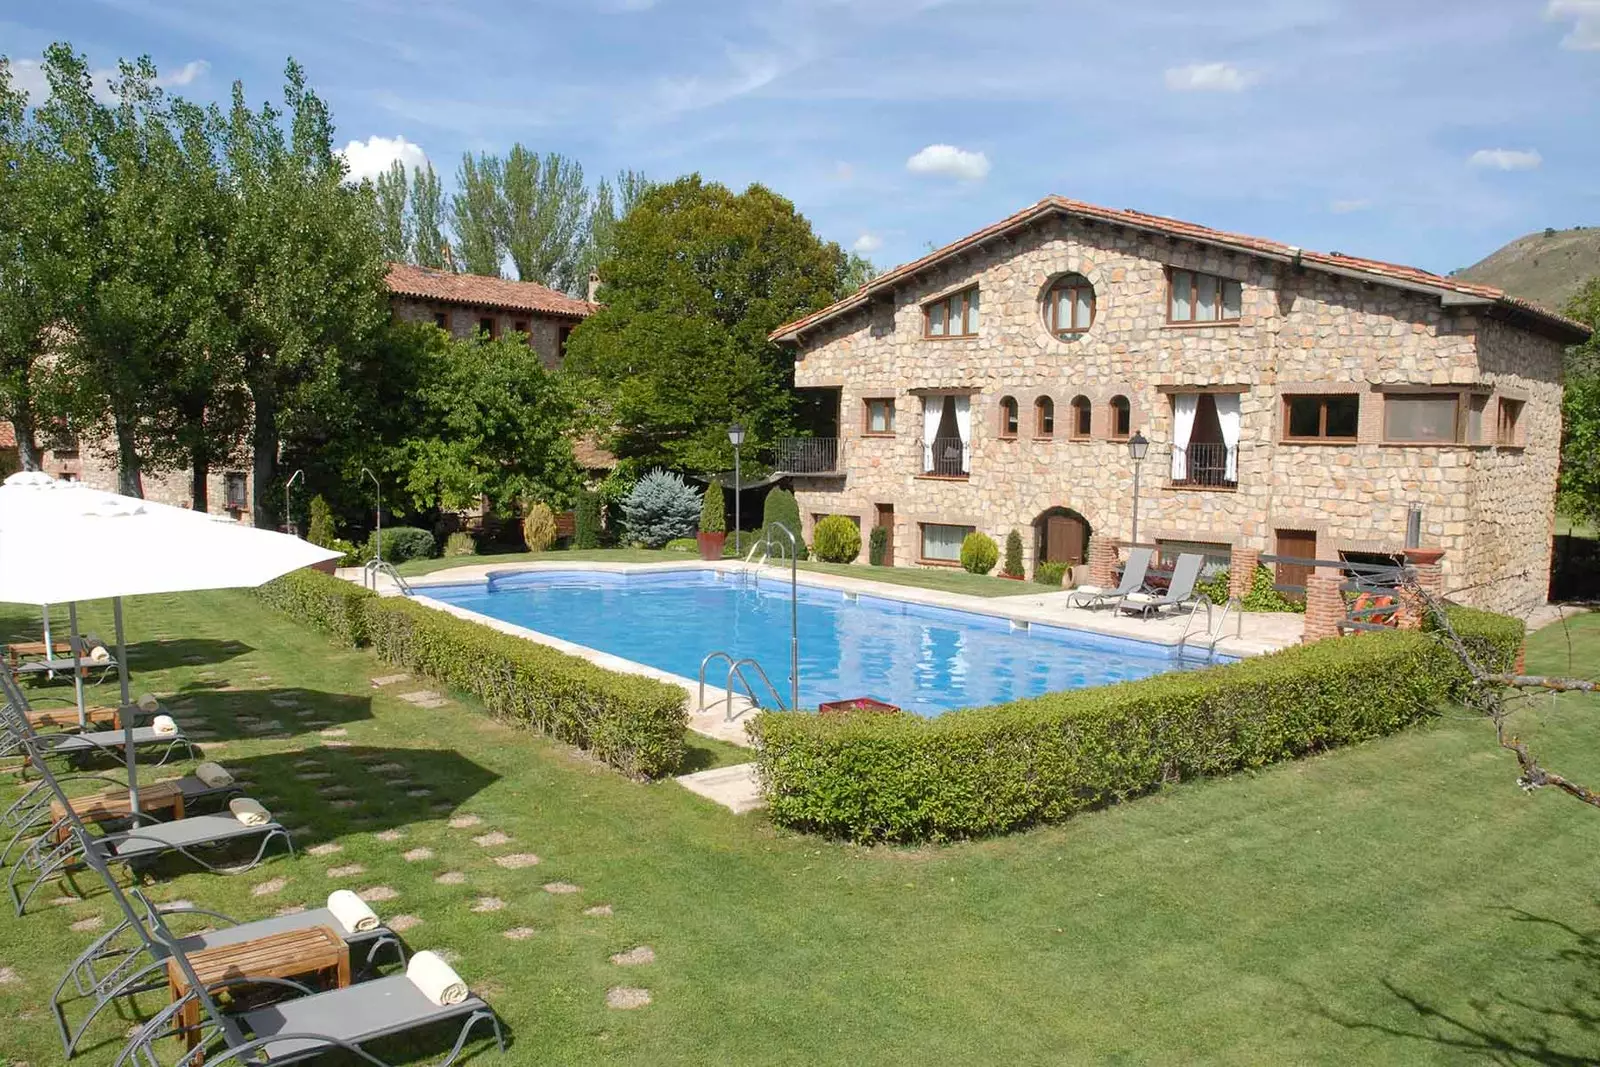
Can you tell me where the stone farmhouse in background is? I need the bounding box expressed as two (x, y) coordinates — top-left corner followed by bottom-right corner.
(0, 265), (607, 519)
(769, 195), (1591, 612)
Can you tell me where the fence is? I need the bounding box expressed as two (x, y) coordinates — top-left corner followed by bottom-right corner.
(1166, 442), (1237, 488)
(773, 437), (840, 475)
(1258, 552), (1408, 630)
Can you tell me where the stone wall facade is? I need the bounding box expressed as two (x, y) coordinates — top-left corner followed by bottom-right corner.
(390, 296), (572, 370)
(18, 437), (255, 522)
(786, 213), (1568, 612)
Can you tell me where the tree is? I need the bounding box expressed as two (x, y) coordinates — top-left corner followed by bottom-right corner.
(500, 146), (588, 292)
(580, 169), (652, 289)
(1559, 278), (1600, 529)
(373, 159), (410, 263)
(450, 152), (502, 276)
(410, 161), (446, 268)
(842, 252), (878, 291)
(562, 175), (855, 472)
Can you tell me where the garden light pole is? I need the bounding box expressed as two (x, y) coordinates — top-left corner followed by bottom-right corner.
(284, 469), (304, 537)
(728, 422), (745, 555)
(1127, 431), (1149, 546)
(361, 467), (382, 563)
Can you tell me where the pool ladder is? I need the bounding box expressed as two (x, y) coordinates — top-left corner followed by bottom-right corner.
(1176, 595), (1242, 659)
(361, 559), (413, 596)
(698, 651), (788, 722)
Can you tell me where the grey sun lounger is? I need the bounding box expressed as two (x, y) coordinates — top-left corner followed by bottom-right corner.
(1066, 547), (1154, 610)
(13, 655), (119, 683)
(1, 771), (241, 868)
(1118, 553), (1206, 619)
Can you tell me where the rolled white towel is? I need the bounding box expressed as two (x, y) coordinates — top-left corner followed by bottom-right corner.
(89, 645), (111, 663)
(326, 889), (379, 934)
(151, 714), (179, 736)
(229, 797), (270, 827)
(193, 761), (233, 788)
(406, 950), (468, 1006)
(136, 693), (161, 713)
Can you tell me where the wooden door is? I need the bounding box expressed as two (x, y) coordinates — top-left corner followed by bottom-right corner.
(875, 503), (895, 565)
(1274, 529), (1317, 602)
(1046, 515), (1087, 565)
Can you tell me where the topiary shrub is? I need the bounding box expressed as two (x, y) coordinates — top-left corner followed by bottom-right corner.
(759, 488), (809, 560)
(443, 531), (478, 557)
(622, 469), (702, 548)
(522, 502), (559, 552)
(1003, 529), (1024, 578)
(868, 525), (888, 566)
(573, 490), (603, 549)
(366, 526), (436, 563)
(306, 494), (337, 546)
(254, 569), (376, 647)
(960, 532), (998, 574)
(1033, 560), (1068, 586)
(813, 515), (862, 563)
(700, 480), (726, 534)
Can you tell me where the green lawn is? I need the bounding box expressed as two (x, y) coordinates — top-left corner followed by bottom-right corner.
(2, 596), (1599, 1064)
(398, 546), (1041, 597)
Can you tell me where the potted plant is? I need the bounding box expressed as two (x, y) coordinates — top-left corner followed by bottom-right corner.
(697, 480), (727, 561)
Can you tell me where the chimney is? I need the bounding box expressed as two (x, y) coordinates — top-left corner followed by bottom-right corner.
(587, 270), (601, 303)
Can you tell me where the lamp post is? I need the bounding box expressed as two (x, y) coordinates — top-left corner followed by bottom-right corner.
(728, 422), (745, 555)
(284, 469), (304, 538)
(1127, 431), (1149, 546)
(360, 467), (382, 564)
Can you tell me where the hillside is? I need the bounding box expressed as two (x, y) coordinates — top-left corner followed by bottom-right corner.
(1456, 226), (1600, 314)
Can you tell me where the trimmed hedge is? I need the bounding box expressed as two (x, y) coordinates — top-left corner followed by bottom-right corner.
(367, 526), (436, 563)
(254, 568), (689, 779)
(254, 568), (376, 647)
(750, 607), (1524, 842)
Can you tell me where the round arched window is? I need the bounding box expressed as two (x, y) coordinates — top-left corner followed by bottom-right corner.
(1047, 274), (1096, 337)
(999, 396), (1019, 437)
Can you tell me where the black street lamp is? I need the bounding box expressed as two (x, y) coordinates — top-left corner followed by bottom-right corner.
(728, 422), (745, 554)
(1127, 431), (1149, 546)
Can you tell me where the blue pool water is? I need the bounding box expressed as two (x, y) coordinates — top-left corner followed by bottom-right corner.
(422, 569), (1208, 717)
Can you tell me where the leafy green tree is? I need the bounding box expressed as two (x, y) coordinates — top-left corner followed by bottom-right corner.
(580, 169), (652, 289)
(410, 161), (446, 268)
(500, 146), (588, 292)
(842, 252), (878, 291)
(374, 159), (410, 263)
(1560, 278), (1600, 529)
(563, 175), (855, 472)
(450, 152), (502, 276)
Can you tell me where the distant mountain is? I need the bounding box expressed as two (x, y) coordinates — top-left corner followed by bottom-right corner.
(1455, 227), (1600, 315)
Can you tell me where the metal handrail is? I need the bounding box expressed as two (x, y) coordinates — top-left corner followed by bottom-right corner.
(698, 651), (736, 712)
(361, 559), (412, 595)
(697, 651), (790, 721)
(1176, 594), (1243, 657)
(740, 521), (801, 710)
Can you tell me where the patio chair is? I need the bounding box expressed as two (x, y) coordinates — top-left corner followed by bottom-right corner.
(1066, 547), (1154, 610)
(1117, 553), (1205, 619)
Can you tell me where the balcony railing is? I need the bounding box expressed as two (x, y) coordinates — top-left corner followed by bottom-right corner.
(922, 435), (969, 478)
(1167, 442), (1237, 488)
(774, 437), (840, 474)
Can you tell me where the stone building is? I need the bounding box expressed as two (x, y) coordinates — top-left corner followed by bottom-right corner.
(385, 262), (599, 371)
(768, 196), (1589, 611)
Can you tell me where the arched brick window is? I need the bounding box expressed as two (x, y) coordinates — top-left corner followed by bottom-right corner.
(1109, 395), (1131, 439)
(1035, 396), (1055, 437)
(1070, 395), (1092, 439)
(999, 396), (1019, 437)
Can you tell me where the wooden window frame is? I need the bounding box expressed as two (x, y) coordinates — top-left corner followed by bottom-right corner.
(922, 286), (980, 340)
(1165, 267), (1243, 326)
(1034, 396), (1055, 438)
(512, 319), (529, 335)
(223, 472), (249, 511)
(478, 316), (498, 339)
(862, 397), (896, 437)
(1381, 391), (1464, 445)
(1281, 393), (1360, 443)
(433, 312), (449, 330)
(1496, 397), (1524, 447)
(1047, 278), (1096, 337)
(1069, 395), (1092, 440)
(999, 396), (1019, 438)
(1108, 395), (1131, 440)
(918, 522), (975, 567)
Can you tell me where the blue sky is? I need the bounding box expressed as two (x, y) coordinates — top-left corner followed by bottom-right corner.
(4, 0), (1598, 277)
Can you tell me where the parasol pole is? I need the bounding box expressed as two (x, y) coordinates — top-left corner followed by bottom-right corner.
(114, 597), (136, 810)
(67, 602), (85, 728)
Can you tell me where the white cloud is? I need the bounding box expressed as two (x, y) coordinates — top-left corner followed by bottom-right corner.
(853, 232), (882, 254)
(1547, 0), (1600, 50)
(8, 56), (209, 103)
(157, 60), (210, 88)
(1164, 62), (1253, 92)
(655, 49), (782, 114)
(338, 135), (430, 184)
(905, 143), (990, 181)
(1329, 198), (1372, 214)
(1468, 148), (1543, 171)
(7, 59), (49, 104)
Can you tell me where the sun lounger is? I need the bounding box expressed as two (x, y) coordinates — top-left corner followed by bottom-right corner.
(12, 654), (119, 683)
(1, 771), (242, 867)
(1118, 553), (1205, 619)
(1066, 547), (1154, 610)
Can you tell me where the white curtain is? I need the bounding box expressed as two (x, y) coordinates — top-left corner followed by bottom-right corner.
(1171, 393), (1198, 481)
(1215, 392), (1241, 481)
(954, 395), (972, 471)
(922, 395), (940, 472)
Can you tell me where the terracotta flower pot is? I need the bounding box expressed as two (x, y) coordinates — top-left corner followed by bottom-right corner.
(697, 531), (727, 561)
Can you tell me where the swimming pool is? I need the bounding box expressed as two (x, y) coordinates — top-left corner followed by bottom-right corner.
(420, 568), (1212, 717)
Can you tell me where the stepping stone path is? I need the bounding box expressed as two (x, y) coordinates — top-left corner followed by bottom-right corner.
(429, 802), (454, 815)
(502, 928), (536, 941)
(388, 914), (422, 932)
(318, 728), (347, 738)
(358, 886), (399, 903)
(435, 872), (466, 886)
(69, 915), (103, 932)
(269, 697), (301, 708)
(157, 900), (196, 912)
(606, 988), (651, 1010)
(253, 676), (273, 682)
(610, 946), (655, 967)
(329, 799), (357, 810)
(402, 848), (434, 862)
(371, 674), (411, 687)
(494, 853), (540, 870)
(182, 655), (205, 664)
(319, 785), (353, 797)
(276, 905), (307, 917)
(375, 829), (406, 843)
(296, 772), (333, 782)
(398, 690), (448, 709)
(405, 789), (432, 798)
(542, 882), (581, 895)
(294, 710), (318, 719)
(0, 965), (19, 985)
(306, 843), (342, 857)
(304, 720), (333, 728)
(583, 905), (614, 918)
(470, 897), (504, 913)
(371, 763), (405, 774)
(251, 877), (287, 897)
(473, 831), (510, 848)
(327, 864), (366, 879)
(323, 741), (351, 749)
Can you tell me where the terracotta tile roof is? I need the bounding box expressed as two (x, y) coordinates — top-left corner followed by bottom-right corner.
(385, 263), (599, 320)
(0, 421), (14, 448)
(572, 434), (617, 470)
(770, 196), (1592, 344)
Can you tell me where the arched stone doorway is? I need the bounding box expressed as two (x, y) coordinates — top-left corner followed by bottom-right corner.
(1034, 507), (1091, 567)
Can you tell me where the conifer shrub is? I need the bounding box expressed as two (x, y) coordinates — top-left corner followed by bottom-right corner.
(960, 531), (998, 574)
(622, 470), (702, 548)
(813, 515), (861, 563)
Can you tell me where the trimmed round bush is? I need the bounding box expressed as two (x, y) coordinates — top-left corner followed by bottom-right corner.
(522, 502), (559, 552)
(366, 526), (435, 563)
(622, 469), (702, 548)
(960, 532), (998, 574)
(812, 515), (861, 563)
(443, 531), (478, 557)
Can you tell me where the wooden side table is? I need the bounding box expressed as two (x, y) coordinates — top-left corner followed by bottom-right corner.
(26, 704), (122, 730)
(5, 639), (76, 666)
(49, 781), (184, 842)
(166, 925), (350, 1059)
